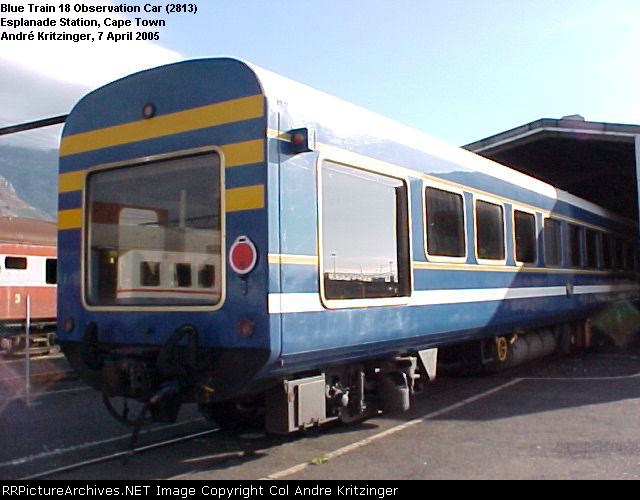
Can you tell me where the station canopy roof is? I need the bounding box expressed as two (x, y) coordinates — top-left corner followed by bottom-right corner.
(464, 116), (640, 222)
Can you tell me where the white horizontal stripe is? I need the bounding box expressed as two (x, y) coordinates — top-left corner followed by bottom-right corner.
(268, 284), (640, 314)
(409, 286), (567, 306)
(268, 293), (325, 314)
(574, 284), (639, 295)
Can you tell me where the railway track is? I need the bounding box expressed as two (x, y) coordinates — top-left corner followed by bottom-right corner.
(0, 352), (74, 396)
(5, 352), (640, 480)
(20, 426), (221, 480)
(3, 372), (495, 480)
(0, 369), (74, 384)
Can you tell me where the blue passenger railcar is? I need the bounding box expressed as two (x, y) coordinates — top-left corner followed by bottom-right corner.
(57, 58), (639, 432)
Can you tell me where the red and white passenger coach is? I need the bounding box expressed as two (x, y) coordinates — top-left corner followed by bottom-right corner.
(0, 217), (57, 354)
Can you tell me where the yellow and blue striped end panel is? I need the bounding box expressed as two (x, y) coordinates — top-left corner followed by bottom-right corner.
(59, 94), (264, 157)
(58, 138), (265, 194)
(58, 94), (268, 230)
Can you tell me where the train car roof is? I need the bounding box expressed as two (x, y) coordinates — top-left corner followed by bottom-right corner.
(0, 217), (56, 246)
(245, 60), (631, 226)
(63, 57), (633, 227)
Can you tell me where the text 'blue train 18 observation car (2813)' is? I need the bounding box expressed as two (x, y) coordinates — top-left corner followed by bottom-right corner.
(56, 58), (640, 433)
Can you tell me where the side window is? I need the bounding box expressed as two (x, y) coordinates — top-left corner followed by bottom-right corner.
(567, 224), (583, 268)
(543, 218), (562, 267)
(585, 230), (601, 269)
(5, 256), (27, 270)
(631, 246), (637, 272)
(119, 208), (159, 226)
(46, 258), (57, 285)
(198, 264), (215, 288)
(140, 261), (160, 287)
(615, 238), (625, 270)
(602, 233), (615, 270)
(175, 263), (192, 287)
(475, 200), (505, 261)
(321, 161), (410, 300)
(622, 241), (634, 271)
(514, 210), (537, 264)
(424, 186), (465, 258)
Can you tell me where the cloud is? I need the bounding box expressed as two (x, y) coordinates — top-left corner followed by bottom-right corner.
(0, 63), (86, 121)
(0, 0), (183, 147)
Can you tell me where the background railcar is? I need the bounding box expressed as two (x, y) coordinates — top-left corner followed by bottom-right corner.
(0, 217), (57, 354)
(57, 58), (640, 433)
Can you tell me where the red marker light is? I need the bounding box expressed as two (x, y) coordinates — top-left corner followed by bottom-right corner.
(62, 317), (75, 333)
(288, 128), (312, 153)
(292, 132), (305, 145)
(237, 319), (255, 338)
(229, 236), (257, 275)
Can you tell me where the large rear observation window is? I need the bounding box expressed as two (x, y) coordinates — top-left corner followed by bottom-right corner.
(85, 151), (222, 307)
(321, 161), (410, 301)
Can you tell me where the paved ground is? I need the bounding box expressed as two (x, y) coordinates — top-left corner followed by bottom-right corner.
(0, 350), (70, 398)
(2, 350), (640, 480)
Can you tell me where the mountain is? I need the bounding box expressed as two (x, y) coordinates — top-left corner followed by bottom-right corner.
(0, 175), (51, 220)
(0, 144), (58, 220)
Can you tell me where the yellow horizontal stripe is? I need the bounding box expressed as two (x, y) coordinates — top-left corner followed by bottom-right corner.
(269, 129), (291, 141)
(226, 185), (264, 212)
(58, 139), (264, 195)
(58, 208), (82, 230)
(266, 254), (615, 276)
(412, 261), (612, 275)
(59, 171), (85, 193)
(268, 254), (319, 265)
(59, 183), (265, 229)
(60, 94), (264, 157)
(221, 139), (264, 167)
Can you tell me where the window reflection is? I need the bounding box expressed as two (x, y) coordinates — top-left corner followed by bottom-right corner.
(585, 229), (600, 269)
(321, 161), (410, 300)
(602, 233), (615, 270)
(425, 187), (465, 257)
(568, 224), (583, 268)
(475, 200), (505, 260)
(543, 218), (562, 267)
(86, 152), (222, 306)
(514, 210), (536, 264)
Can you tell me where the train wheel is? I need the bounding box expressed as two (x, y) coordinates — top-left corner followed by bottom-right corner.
(485, 336), (513, 372)
(496, 337), (510, 363)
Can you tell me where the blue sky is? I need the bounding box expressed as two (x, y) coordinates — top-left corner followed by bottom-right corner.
(1, 0), (639, 147)
(147, 0), (640, 144)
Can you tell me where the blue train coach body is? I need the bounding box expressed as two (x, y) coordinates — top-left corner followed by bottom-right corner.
(57, 58), (640, 432)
